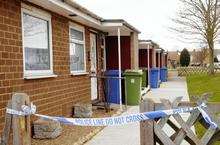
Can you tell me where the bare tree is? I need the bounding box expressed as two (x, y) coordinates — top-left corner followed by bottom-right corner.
(172, 0), (220, 74)
(200, 47), (209, 64)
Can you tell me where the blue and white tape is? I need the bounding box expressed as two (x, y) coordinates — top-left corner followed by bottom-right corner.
(6, 103), (217, 128)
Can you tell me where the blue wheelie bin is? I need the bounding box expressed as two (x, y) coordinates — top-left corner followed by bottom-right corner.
(150, 68), (159, 88)
(160, 67), (168, 82)
(105, 70), (121, 104)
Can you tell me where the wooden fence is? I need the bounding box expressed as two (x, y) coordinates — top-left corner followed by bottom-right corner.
(1, 93), (31, 145)
(177, 67), (213, 76)
(140, 97), (220, 145)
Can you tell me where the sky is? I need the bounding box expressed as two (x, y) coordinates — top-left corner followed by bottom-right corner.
(74, 0), (198, 51)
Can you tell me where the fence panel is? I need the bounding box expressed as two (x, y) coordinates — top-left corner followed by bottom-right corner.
(140, 96), (220, 145)
(177, 67), (213, 76)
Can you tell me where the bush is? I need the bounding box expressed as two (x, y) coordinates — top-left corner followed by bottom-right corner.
(180, 48), (190, 67)
(214, 56), (219, 62)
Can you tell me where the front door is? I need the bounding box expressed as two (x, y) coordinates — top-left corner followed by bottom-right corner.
(90, 33), (98, 100)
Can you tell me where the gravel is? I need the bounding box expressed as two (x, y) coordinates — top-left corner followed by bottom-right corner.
(31, 108), (118, 145)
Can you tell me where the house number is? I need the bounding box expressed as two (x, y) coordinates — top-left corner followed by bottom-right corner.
(131, 79), (135, 83)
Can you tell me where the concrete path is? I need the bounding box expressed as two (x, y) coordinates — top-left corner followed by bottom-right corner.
(86, 75), (191, 145)
(144, 75), (193, 145)
(145, 76), (190, 102)
(85, 106), (140, 145)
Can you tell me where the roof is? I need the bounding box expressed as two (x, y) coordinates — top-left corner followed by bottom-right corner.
(139, 39), (153, 43)
(168, 51), (179, 60)
(139, 39), (159, 46)
(139, 39), (159, 49)
(26, 0), (140, 34)
(101, 19), (140, 33)
(65, 0), (103, 21)
(155, 48), (164, 52)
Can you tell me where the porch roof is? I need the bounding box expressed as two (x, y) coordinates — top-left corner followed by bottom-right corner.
(139, 40), (159, 49)
(155, 48), (164, 53)
(101, 19), (140, 34)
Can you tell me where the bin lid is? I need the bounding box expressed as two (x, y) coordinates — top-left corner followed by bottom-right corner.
(150, 67), (159, 71)
(161, 66), (167, 69)
(124, 70), (143, 76)
(139, 67), (148, 71)
(105, 70), (121, 76)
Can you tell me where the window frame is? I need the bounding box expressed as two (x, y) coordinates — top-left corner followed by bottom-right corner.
(21, 8), (54, 78)
(69, 23), (87, 75)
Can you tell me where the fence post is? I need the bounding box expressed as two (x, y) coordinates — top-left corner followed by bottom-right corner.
(140, 98), (155, 145)
(12, 93), (31, 145)
(1, 101), (12, 145)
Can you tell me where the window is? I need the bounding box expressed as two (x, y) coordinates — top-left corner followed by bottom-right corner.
(69, 24), (86, 74)
(22, 8), (53, 78)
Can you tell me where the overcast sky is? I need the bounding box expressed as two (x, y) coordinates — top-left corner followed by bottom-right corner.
(75, 0), (200, 51)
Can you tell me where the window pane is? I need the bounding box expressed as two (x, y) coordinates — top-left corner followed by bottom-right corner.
(25, 48), (50, 70)
(23, 13), (50, 70)
(70, 43), (85, 71)
(70, 28), (83, 41)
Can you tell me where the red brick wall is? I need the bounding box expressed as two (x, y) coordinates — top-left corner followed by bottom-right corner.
(156, 53), (159, 67)
(0, 0), (105, 132)
(139, 49), (148, 68)
(106, 36), (131, 70)
(165, 54), (168, 67)
(160, 53), (163, 68)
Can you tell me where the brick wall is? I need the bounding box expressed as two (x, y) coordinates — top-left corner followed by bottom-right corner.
(130, 32), (139, 69)
(106, 36), (131, 70)
(0, 0), (105, 132)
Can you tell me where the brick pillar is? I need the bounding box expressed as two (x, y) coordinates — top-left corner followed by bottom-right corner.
(130, 32), (139, 69)
(152, 47), (156, 68)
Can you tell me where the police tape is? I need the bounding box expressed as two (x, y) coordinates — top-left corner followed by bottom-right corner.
(6, 102), (218, 128)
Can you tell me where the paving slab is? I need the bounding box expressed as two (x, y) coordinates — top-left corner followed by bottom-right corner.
(85, 106), (140, 145)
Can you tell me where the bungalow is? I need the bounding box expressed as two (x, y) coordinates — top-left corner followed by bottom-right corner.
(156, 48), (168, 68)
(138, 40), (158, 86)
(138, 40), (158, 68)
(138, 40), (168, 88)
(0, 0), (139, 131)
(156, 48), (168, 82)
(164, 52), (168, 67)
(167, 51), (181, 68)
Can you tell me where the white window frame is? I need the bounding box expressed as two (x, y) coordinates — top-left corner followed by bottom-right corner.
(21, 7), (54, 79)
(69, 23), (87, 75)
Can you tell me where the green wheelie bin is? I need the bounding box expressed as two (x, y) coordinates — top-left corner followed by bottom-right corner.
(141, 68), (148, 87)
(124, 70), (143, 106)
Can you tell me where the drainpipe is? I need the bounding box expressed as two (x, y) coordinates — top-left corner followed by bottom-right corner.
(157, 51), (160, 85)
(147, 45), (150, 88)
(118, 27), (122, 111)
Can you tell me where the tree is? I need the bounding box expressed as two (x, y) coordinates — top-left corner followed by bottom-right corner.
(180, 48), (190, 66)
(214, 56), (219, 62)
(199, 48), (209, 65)
(172, 0), (220, 74)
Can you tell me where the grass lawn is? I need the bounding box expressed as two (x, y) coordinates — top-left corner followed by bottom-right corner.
(187, 73), (220, 102)
(186, 73), (220, 144)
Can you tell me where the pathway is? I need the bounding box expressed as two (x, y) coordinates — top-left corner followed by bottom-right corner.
(86, 74), (191, 145)
(85, 106), (140, 145)
(144, 75), (193, 145)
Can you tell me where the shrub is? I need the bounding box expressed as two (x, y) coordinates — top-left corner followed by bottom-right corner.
(180, 48), (190, 67)
(214, 56), (219, 62)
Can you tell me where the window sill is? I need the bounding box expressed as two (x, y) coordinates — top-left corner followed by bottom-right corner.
(70, 72), (89, 76)
(24, 74), (58, 80)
